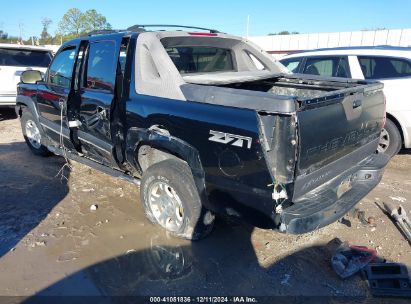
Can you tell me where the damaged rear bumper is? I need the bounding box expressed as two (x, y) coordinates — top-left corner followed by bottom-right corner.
(280, 152), (390, 234)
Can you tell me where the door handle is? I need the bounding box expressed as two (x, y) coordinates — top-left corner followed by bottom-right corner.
(352, 100), (362, 109)
(97, 106), (107, 118)
(83, 106), (107, 129)
(58, 97), (66, 109)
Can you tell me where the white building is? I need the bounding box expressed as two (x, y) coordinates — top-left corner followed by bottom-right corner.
(248, 28), (411, 59)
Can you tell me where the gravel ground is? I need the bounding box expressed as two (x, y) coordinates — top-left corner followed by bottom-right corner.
(0, 108), (410, 302)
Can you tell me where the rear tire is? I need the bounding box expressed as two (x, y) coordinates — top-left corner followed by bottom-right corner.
(20, 109), (50, 157)
(140, 159), (215, 240)
(378, 119), (401, 158)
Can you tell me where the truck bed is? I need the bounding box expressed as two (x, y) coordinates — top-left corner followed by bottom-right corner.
(181, 72), (379, 113)
(182, 71), (385, 218)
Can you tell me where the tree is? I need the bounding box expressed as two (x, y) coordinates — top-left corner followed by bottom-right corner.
(40, 18), (52, 42)
(58, 8), (84, 36)
(82, 9), (111, 33)
(361, 27), (387, 31)
(268, 31), (300, 35)
(57, 8), (111, 37)
(0, 30), (8, 40)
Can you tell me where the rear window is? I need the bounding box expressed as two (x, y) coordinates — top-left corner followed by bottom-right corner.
(165, 46), (234, 74)
(358, 56), (411, 79)
(0, 48), (52, 67)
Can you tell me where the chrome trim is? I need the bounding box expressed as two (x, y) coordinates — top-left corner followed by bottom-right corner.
(40, 122), (70, 139)
(40, 120), (112, 153)
(78, 136), (111, 153)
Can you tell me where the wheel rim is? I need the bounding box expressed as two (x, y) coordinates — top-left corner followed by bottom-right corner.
(25, 119), (42, 149)
(378, 128), (390, 154)
(148, 181), (184, 232)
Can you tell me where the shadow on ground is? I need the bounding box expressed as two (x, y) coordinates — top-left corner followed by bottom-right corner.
(0, 141), (69, 257)
(0, 113), (408, 302)
(24, 223), (383, 302)
(0, 108), (17, 121)
(399, 148), (411, 155)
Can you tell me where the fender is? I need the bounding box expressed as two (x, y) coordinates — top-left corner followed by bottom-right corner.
(387, 112), (409, 148)
(125, 127), (210, 209)
(15, 95), (40, 123)
(15, 94), (56, 147)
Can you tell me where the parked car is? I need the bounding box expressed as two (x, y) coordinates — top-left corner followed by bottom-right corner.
(0, 44), (53, 106)
(15, 26), (388, 240)
(280, 46), (411, 157)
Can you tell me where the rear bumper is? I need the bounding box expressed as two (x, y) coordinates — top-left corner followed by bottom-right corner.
(280, 152), (390, 234)
(0, 93), (17, 106)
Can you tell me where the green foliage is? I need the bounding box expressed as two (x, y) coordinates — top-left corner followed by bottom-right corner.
(0, 7), (111, 45)
(0, 30), (8, 40)
(57, 8), (111, 38)
(0, 30), (20, 43)
(268, 31), (300, 35)
(82, 9), (112, 33)
(40, 18), (53, 44)
(361, 27), (387, 31)
(57, 8), (84, 35)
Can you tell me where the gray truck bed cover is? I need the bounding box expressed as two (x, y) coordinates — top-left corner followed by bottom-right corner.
(182, 71), (281, 85)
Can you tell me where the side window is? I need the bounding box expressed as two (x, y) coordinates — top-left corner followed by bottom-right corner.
(303, 57), (340, 77)
(86, 41), (117, 91)
(358, 56), (411, 79)
(335, 57), (350, 78)
(48, 47), (76, 88)
(280, 57), (303, 73)
(246, 52), (266, 70)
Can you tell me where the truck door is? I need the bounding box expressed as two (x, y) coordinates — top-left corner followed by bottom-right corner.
(36, 44), (79, 147)
(73, 38), (124, 167)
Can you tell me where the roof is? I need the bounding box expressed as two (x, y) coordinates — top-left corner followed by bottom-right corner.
(0, 43), (53, 52)
(65, 28), (246, 49)
(308, 45), (411, 52)
(82, 25), (221, 37)
(281, 45), (411, 59)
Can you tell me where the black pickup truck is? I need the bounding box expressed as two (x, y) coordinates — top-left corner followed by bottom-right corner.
(16, 26), (388, 240)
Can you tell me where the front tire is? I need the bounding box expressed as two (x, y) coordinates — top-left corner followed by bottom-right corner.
(140, 159), (215, 240)
(378, 119), (402, 158)
(20, 109), (50, 156)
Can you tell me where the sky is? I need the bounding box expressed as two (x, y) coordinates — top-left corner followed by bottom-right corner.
(1, 0), (411, 39)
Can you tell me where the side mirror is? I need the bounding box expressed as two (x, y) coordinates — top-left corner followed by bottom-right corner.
(20, 70), (43, 84)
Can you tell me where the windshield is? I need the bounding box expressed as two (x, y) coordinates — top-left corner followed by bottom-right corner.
(165, 46), (235, 74)
(0, 48), (52, 67)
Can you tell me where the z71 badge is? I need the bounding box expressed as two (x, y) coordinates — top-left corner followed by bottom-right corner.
(208, 130), (252, 149)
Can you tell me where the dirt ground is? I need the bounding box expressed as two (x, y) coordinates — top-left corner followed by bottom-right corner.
(0, 108), (410, 302)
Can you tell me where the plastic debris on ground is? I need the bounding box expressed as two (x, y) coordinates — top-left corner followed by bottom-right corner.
(362, 263), (411, 298)
(331, 241), (378, 279)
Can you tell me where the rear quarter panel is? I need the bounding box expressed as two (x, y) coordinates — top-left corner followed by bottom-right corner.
(126, 93), (276, 226)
